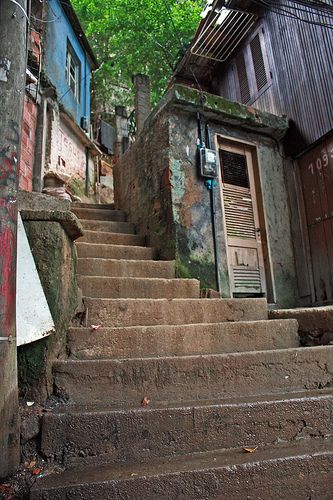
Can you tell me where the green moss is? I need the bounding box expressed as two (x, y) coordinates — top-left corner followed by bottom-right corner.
(18, 220), (79, 402)
(169, 85), (289, 137)
(175, 255), (216, 290)
(18, 339), (48, 398)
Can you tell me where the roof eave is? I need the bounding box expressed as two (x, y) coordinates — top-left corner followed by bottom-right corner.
(59, 0), (99, 70)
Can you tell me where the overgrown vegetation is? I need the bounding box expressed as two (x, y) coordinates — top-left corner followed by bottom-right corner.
(72, 0), (204, 111)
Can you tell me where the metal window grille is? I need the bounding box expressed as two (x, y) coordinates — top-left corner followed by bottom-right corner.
(191, 7), (256, 63)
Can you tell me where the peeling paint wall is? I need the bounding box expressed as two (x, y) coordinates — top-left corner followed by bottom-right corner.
(45, 105), (95, 197)
(44, 0), (91, 127)
(115, 86), (299, 307)
(114, 112), (175, 260)
(19, 96), (38, 191)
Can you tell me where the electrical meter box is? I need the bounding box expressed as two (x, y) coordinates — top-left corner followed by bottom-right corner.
(199, 147), (218, 178)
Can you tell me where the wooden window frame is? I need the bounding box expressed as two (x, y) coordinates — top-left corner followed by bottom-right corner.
(65, 40), (81, 102)
(233, 26), (272, 105)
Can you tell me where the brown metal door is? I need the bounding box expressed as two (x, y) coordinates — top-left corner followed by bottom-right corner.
(299, 137), (333, 304)
(218, 141), (266, 296)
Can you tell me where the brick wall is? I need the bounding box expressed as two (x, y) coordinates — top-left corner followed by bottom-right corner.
(19, 95), (38, 191)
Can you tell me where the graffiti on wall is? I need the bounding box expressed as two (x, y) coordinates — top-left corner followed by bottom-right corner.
(0, 119), (19, 338)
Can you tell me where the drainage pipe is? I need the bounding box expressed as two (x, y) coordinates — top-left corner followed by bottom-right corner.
(205, 123), (221, 294)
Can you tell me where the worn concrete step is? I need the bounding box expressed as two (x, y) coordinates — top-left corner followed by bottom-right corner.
(84, 297), (268, 327)
(77, 258), (175, 278)
(30, 439), (333, 499)
(68, 319), (299, 360)
(78, 231), (145, 246)
(77, 276), (200, 299)
(40, 390), (333, 468)
(53, 346), (333, 405)
(79, 219), (136, 234)
(76, 243), (156, 260)
(72, 207), (127, 222)
(72, 202), (115, 210)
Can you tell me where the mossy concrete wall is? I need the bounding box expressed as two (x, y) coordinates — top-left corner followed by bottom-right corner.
(115, 85), (299, 307)
(114, 112), (175, 260)
(17, 192), (82, 402)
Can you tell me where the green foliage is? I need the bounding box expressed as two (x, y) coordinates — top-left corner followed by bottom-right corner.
(72, 0), (204, 110)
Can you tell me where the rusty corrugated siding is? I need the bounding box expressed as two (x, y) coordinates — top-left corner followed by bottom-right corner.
(299, 133), (333, 304)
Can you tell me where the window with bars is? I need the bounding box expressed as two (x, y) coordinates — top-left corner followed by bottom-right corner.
(65, 41), (80, 102)
(233, 27), (271, 105)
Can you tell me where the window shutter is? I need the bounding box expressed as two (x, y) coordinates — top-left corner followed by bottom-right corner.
(235, 53), (251, 104)
(250, 33), (268, 92)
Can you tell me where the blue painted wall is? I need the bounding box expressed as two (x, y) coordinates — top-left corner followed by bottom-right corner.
(44, 0), (91, 127)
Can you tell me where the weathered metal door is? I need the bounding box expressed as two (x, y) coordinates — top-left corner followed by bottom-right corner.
(218, 140), (266, 296)
(299, 136), (333, 304)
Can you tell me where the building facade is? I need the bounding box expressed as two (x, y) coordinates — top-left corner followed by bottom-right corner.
(171, 0), (333, 306)
(19, 0), (99, 198)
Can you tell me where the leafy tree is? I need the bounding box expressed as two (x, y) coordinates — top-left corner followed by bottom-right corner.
(72, 0), (204, 111)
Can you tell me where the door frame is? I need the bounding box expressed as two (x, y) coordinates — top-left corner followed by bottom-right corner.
(215, 134), (275, 303)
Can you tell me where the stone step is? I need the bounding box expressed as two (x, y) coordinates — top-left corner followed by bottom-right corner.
(72, 207), (127, 222)
(68, 319), (299, 359)
(77, 258), (175, 278)
(53, 346), (333, 405)
(78, 231), (145, 246)
(79, 219), (136, 234)
(40, 390), (333, 468)
(84, 297), (268, 327)
(76, 243), (156, 260)
(30, 439), (333, 499)
(72, 202), (115, 210)
(77, 276), (200, 299)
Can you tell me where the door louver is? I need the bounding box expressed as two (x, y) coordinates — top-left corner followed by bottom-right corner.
(220, 149), (250, 188)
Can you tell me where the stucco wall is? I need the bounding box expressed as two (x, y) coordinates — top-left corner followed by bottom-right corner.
(115, 85), (299, 307)
(44, 105), (96, 198)
(168, 112), (298, 306)
(114, 111), (175, 260)
(19, 95), (37, 192)
(44, 0), (90, 126)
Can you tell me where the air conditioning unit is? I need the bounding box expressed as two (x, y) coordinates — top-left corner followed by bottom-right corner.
(81, 116), (89, 132)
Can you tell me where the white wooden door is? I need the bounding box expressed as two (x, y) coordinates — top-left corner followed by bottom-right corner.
(218, 140), (266, 296)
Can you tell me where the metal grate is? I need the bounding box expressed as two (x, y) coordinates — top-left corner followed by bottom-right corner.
(220, 149), (249, 188)
(250, 33), (268, 92)
(191, 7), (256, 63)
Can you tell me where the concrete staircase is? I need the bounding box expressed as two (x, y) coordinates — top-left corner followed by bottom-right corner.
(31, 204), (333, 499)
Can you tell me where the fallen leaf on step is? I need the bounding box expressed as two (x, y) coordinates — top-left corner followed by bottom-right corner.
(141, 396), (150, 407)
(32, 468), (42, 475)
(90, 324), (102, 331)
(0, 484), (12, 493)
(243, 446), (258, 453)
(24, 460), (37, 469)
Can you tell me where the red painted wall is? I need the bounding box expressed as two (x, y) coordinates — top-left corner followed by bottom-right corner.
(19, 95), (37, 191)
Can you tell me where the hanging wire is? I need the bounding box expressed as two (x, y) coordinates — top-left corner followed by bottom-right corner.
(9, 0), (30, 22)
(249, 0), (333, 28)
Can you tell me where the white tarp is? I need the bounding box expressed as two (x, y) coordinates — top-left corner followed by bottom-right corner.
(16, 213), (55, 346)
